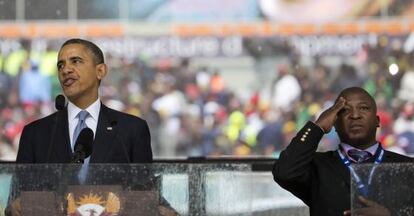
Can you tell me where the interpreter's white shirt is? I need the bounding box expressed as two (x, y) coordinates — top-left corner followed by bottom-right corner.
(67, 98), (100, 151)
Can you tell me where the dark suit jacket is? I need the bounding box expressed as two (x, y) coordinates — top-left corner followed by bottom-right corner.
(273, 121), (413, 216)
(16, 103), (152, 163)
(8, 104), (170, 216)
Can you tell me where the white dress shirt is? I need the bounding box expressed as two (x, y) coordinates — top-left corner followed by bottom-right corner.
(67, 98), (100, 151)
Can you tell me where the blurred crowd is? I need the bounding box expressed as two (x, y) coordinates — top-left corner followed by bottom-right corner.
(0, 36), (414, 160)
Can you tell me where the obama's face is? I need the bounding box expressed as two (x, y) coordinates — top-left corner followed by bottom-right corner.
(57, 43), (106, 107)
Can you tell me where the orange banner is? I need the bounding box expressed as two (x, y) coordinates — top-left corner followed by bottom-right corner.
(0, 21), (412, 38)
(0, 23), (124, 38)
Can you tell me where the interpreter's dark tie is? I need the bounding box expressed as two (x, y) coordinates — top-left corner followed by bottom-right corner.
(347, 149), (372, 163)
(73, 110), (90, 184)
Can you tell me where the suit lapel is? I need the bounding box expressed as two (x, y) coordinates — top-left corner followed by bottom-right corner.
(90, 104), (117, 163)
(328, 151), (351, 190)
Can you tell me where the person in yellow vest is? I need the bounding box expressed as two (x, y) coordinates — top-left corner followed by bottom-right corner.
(4, 39), (31, 77)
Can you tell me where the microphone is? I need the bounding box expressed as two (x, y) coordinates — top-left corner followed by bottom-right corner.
(71, 128), (94, 164)
(46, 94), (67, 162)
(55, 94), (66, 110)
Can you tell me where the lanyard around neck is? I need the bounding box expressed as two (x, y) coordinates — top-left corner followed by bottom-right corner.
(337, 145), (384, 197)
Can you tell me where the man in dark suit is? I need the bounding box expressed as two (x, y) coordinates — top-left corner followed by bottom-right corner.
(8, 39), (179, 216)
(16, 38), (152, 163)
(273, 87), (413, 216)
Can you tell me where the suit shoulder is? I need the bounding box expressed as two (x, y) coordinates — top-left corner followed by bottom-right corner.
(314, 150), (338, 161)
(23, 112), (57, 129)
(384, 150), (414, 162)
(103, 106), (147, 124)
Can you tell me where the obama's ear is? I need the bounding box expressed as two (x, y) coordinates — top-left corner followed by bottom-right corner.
(96, 63), (107, 81)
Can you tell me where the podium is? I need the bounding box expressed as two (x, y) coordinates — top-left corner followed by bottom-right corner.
(0, 163), (257, 216)
(350, 163), (414, 215)
(3, 164), (164, 215)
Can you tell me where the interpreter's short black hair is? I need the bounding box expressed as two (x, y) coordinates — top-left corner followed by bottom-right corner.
(337, 87), (377, 112)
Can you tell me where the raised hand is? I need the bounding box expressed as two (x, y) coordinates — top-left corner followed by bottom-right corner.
(315, 97), (346, 133)
(343, 196), (391, 216)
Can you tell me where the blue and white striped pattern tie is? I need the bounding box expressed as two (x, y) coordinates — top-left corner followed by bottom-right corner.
(72, 110), (89, 151)
(73, 110), (90, 184)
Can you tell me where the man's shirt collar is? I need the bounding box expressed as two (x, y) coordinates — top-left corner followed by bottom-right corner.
(67, 98), (101, 122)
(340, 142), (379, 161)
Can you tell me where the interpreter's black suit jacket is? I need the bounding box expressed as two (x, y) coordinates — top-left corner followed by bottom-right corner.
(273, 121), (413, 216)
(16, 103), (152, 163)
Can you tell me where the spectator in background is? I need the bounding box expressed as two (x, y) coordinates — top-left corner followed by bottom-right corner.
(0, 135), (16, 161)
(3, 39), (30, 78)
(310, 64), (332, 97)
(398, 131), (414, 154)
(201, 111), (223, 155)
(398, 70), (414, 102)
(209, 70), (225, 95)
(393, 103), (414, 135)
(152, 76), (186, 156)
(0, 53), (3, 71)
(0, 55), (12, 108)
(39, 44), (60, 97)
(332, 64), (364, 94)
(393, 103), (414, 153)
(225, 110), (246, 147)
(0, 107), (23, 161)
(375, 94), (398, 151)
(18, 60), (51, 105)
(256, 111), (284, 156)
(271, 64), (301, 112)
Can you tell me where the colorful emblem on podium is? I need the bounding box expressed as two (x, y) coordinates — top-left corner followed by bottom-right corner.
(66, 192), (120, 216)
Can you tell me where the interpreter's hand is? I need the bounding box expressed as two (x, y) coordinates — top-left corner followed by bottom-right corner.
(315, 97), (346, 133)
(343, 196), (391, 216)
(6, 198), (21, 216)
(158, 205), (179, 216)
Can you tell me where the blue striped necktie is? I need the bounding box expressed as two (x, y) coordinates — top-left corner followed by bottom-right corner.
(72, 110), (89, 151)
(73, 110), (90, 184)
